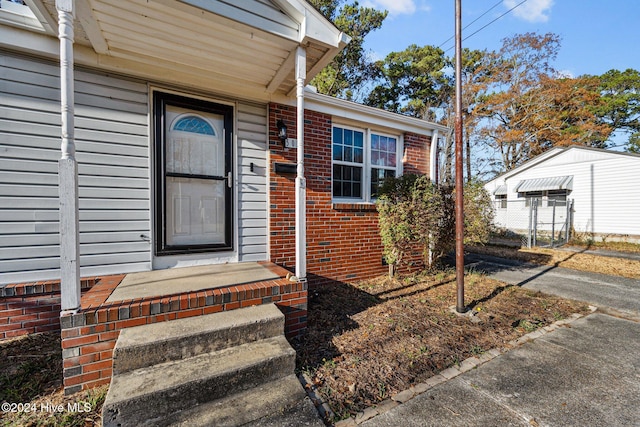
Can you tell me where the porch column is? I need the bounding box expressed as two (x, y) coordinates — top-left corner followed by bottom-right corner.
(57, 0), (81, 313)
(295, 46), (307, 279)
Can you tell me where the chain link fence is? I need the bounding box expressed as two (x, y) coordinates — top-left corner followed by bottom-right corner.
(493, 198), (574, 248)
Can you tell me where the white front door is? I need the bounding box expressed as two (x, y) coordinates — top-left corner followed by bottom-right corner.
(154, 93), (233, 255)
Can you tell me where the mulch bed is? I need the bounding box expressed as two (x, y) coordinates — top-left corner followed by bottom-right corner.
(293, 271), (590, 422)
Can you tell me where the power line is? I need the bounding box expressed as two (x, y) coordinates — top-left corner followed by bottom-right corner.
(444, 0), (528, 53)
(438, 0), (503, 48)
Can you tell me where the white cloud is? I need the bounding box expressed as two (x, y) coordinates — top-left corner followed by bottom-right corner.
(504, 0), (553, 23)
(361, 0), (417, 15)
(556, 69), (575, 78)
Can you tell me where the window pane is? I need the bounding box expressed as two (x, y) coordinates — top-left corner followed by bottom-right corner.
(371, 134), (379, 150)
(371, 151), (380, 166)
(167, 111), (224, 177)
(342, 182), (350, 196)
(333, 164), (342, 180)
(353, 183), (361, 197)
(371, 168), (395, 198)
(345, 130), (353, 146)
(333, 126), (364, 199)
(333, 165), (362, 198)
(333, 127), (342, 144)
(333, 181), (342, 197)
(388, 137), (397, 153)
(353, 167), (362, 181)
(344, 165), (352, 180)
(387, 152), (396, 167)
(333, 144), (343, 161)
(353, 148), (363, 163)
(371, 133), (397, 168)
(344, 146), (353, 162)
(354, 132), (363, 147)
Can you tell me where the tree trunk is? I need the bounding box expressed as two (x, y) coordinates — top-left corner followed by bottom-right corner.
(443, 134), (454, 184)
(465, 132), (472, 182)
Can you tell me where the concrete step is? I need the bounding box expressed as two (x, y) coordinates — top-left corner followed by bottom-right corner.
(112, 304), (285, 374)
(102, 335), (296, 427)
(163, 374), (319, 427)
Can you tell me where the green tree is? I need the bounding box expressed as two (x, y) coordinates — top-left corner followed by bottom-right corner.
(377, 175), (447, 273)
(593, 68), (640, 151)
(309, 1), (387, 100)
(365, 44), (449, 119)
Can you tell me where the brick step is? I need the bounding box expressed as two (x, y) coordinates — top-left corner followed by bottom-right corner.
(112, 303), (285, 374)
(102, 335), (296, 427)
(164, 374), (322, 427)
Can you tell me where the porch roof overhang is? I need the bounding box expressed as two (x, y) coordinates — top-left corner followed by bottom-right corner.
(514, 175), (574, 193)
(19, 0), (348, 101)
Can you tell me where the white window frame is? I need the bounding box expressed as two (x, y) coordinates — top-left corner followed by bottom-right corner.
(331, 124), (403, 203)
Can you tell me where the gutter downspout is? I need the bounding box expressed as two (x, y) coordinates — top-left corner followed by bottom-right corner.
(295, 46), (307, 280)
(429, 130), (439, 184)
(428, 129), (439, 268)
(56, 0), (80, 313)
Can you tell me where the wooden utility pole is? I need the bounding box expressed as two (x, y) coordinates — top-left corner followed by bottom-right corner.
(454, 0), (466, 313)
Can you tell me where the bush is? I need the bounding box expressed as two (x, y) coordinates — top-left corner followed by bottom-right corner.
(462, 179), (495, 245)
(377, 175), (494, 275)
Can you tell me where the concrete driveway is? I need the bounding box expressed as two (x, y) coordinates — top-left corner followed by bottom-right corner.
(362, 254), (640, 427)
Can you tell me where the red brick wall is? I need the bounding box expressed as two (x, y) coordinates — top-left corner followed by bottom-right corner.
(269, 104), (299, 268)
(268, 103), (431, 285)
(0, 280), (95, 340)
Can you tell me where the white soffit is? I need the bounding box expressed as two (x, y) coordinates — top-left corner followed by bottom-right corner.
(179, 0), (299, 41)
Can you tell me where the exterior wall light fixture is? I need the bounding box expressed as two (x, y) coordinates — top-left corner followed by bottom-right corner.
(276, 119), (287, 146)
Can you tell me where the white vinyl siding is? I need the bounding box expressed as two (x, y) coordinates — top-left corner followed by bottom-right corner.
(486, 148), (640, 238)
(0, 52), (269, 284)
(236, 102), (268, 261)
(0, 53), (151, 285)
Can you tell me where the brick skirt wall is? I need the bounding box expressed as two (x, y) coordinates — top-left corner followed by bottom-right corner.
(0, 279), (95, 340)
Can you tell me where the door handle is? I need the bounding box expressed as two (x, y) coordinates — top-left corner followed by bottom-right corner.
(227, 171), (232, 188)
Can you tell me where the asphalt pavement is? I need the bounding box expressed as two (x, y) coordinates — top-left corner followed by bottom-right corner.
(361, 253), (640, 427)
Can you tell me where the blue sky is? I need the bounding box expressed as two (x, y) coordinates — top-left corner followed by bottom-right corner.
(360, 0), (640, 77)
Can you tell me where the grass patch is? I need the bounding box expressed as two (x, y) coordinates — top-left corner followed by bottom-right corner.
(567, 239), (640, 254)
(470, 245), (640, 279)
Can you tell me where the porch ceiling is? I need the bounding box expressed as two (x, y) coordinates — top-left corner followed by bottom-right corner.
(35, 0), (346, 98)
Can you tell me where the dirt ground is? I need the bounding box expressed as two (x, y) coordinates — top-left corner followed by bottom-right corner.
(294, 271), (590, 422)
(0, 333), (106, 427)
